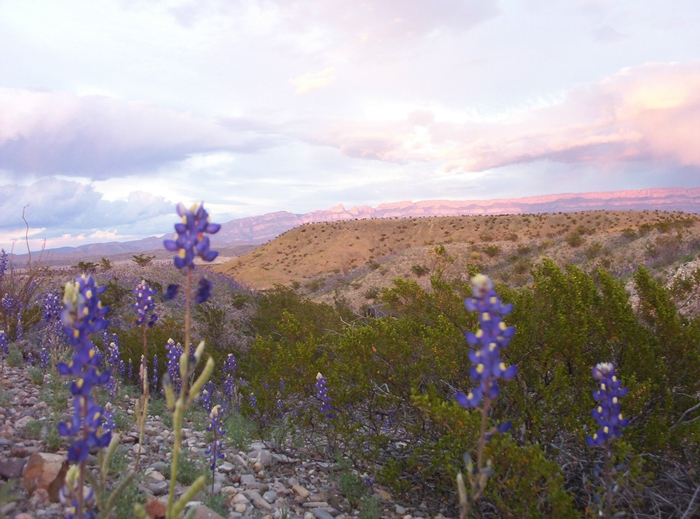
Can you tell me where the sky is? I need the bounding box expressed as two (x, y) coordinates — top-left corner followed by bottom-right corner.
(2, 0), (700, 252)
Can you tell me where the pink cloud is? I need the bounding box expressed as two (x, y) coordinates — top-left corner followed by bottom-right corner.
(303, 62), (700, 173)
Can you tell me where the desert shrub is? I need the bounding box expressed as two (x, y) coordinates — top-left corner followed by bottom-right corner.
(584, 242), (604, 259)
(483, 245), (501, 257)
(621, 227), (637, 240)
(565, 232), (585, 247)
(411, 264), (430, 277)
(646, 233), (683, 266)
(364, 287), (380, 300)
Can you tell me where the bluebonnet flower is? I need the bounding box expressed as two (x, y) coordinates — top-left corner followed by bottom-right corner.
(43, 292), (62, 322)
(133, 280), (158, 327)
(127, 360), (134, 381)
(60, 465), (97, 519)
(195, 277), (213, 304)
(0, 250), (7, 280)
(315, 372), (334, 419)
(102, 402), (116, 433)
(165, 338), (183, 394)
(456, 274), (517, 409)
(163, 284), (179, 301)
(0, 330), (8, 367)
(57, 275), (112, 464)
(58, 396), (111, 462)
(198, 381), (214, 412)
(39, 346), (50, 369)
(205, 404), (226, 470)
(205, 404), (226, 493)
(152, 354), (159, 394)
(249, 392), (257, 409)
(586, 362), (629, 446)
(163, 202), (221, 270)
(1, 294), (14, 315)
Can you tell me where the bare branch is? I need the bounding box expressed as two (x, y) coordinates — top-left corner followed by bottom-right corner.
(681, 483), (700, 519)
(21, 204), (31, 266)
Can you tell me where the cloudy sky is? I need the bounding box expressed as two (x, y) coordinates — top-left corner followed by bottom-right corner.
(1, 0), (700, 251)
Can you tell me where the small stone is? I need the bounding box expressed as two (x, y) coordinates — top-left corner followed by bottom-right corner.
(395, 506), (406, 515)
(375, 488), (392, 501)
(0, 457), (26, 479)
(293, 484), (310, 499)
(252, 497), (272, 510)
(22, 452), (68, 502)
(148, 471), (166, 482)
(10, 444), (37, 458)
(312, 509), (336, 519)
(145, 497), (168, 518)
(232, 494), (250, 505)
(258, 450), (273, 467)
(151, 461), (168, 471)
(190, 505), (226, 519)
(150, 481), (169, 496)
(234, 503), (248, 513)
(303, 502), (330, 509)
(29, 487), (50, 507)
(253, 461), (264, 472)
(219, 461), (236, 474)
(0, 502), (16, 516)
(263, 490), (278, 503)
(240, 474), (256, 485)
(15, 415), (34, 429)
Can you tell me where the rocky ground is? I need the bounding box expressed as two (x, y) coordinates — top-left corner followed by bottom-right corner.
(0, 366), (446, 519)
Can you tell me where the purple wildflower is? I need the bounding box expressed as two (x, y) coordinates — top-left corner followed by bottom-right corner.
(163, 283), (180, 301)
(133, 280), (158, 327)
(165, 338), (183, 394)
(39, 346), (50, 369)
(198, 381), (214, 412)
(152, 354), (159, 393)
(205, 404), (226, 492)
(43, 292), (62, 323)
(195, 277), (213, 304)
(102, 402), (116, 433)
(163, 202), (221, 270)
(586, 362), (629, 446)
(315, 372), (334, 419)
(0, 250), (7, 280)
(456, 274), (517, 409)
(57, 275), (112, 466)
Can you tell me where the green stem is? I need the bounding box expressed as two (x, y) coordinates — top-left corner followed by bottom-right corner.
(603, 443), (613, 519)
(167, 266), (193, 519)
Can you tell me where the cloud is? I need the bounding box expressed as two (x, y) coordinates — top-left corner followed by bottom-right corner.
(290, 68), (337, 95)
(296, 62), (700, 175)
(0, 88), (273, 178)
(0, 179), (176, 248)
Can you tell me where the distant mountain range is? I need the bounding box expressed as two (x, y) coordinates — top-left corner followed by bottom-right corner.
(16, 186), (700, 264)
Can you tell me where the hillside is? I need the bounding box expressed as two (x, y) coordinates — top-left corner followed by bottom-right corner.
(215, 210), (700, 308)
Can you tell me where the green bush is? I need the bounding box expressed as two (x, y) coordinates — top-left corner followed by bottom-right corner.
(6, 345), (23, 367)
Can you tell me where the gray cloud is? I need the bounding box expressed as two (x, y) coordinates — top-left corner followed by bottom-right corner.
(0, 179), (175, 241)
(0, 88), (275, 178)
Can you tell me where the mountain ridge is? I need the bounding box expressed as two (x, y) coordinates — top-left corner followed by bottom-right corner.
(13, 187), (700, 263)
